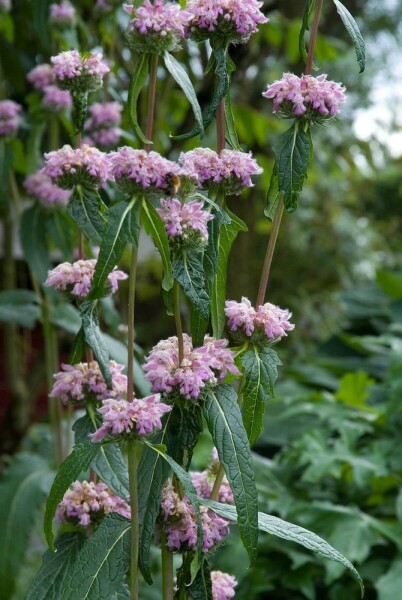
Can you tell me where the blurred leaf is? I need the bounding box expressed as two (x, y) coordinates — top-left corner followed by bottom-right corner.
(336, 371), (375, 411)
(20, 205), (51, 285)
(376, 557), (402, 600)
(45, 210), (75, 259)
(376, 271), (402, 299)
(32, 0), (52, 51)
(0, 289), (40, 328)
(333, 0), (365, 72)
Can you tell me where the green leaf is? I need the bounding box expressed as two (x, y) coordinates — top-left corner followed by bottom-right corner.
(211, 209), (247, 337)
(67, 188), (107, 246)
(128, 53), (152, 145)
(44, 442), (100, 551)
(61, 514), (130, 600)
(141, 198), (173, 291)
(45, 210), (75, 259)
(241, 347), (282, 446)
(163, 51), (204, 136)
(224, 91), (241, 151)
(0, 289), (40, 328)
(265, 163), (281, 220)
(20, 205), (51, 284)
(89, 199), (138, 301)
(0, 453), (54, 600)
(203, 385), (258, 562)
(173, 252), (209, 319)
(376, 271), (402, 299)
(335, 371), (375, 411)
(187, 557), (212, 600)
(203, 500), (364, 597)
(69, 326), (86, 363)
(299, 0), (316, 64)
(32, 0), (52, 51)
(274, 122), (311, 212)
(26, 533), (85, 600)
(333, 0), (365, 72)
(80, 300), (112, 387)
(376, 556), (402, 600)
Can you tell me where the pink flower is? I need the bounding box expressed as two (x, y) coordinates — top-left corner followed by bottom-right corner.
(109, 147), (180, 196)
(143, 334), (240, 400)
(225, 297), (256, 336)
(49, 1), (76, 28)
(84, 102), (122, 148)
(179, 148), (262, 195)
(43, 144), (111, 189)
(157, 198), (213, 248)
(225, 297), (294, 342)
(50, 360), (127, 405)
(42, 85), (72, 112)
(255, 303), (295, 339)
(0, 100), (21, 138)
(187, 0), (268, 43)
(124, 0), (191, 53)
(56, 480), (130, 527)
(211, 571), (237, 600)
(51, 50), (110, 93)
(90, 395), (172, 441)
(157, 483), (230, 552)
(24, 171), (70, 207)
(191, 470), (233, 505)
(45, 259), (127, 298)
(263, 73), (346, 122)
(27, 64), (54, 91)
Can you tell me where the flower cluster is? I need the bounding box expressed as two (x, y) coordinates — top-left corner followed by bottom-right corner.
(43, 144), (110, 189)
(49, 1), (76, 28)
(109, 147), (180, 196)
(24, 171), (70, 207)
(211, 571), (237, 600)
(84, 101), (122, 148)
(144, 335), (240, 400)
(124, 0), (191, 54)
(225, 296), (294, 344)
(43, 85), (72, 112)
(90, 395), (172, 441)
(186, 0), (268, 44)
(157, 483), (230, 552)
(50, 360), (127, 405)
(157, 198), (213, 250)
(56, 480), (130, 527)
(179, 148), (262, 195)
(45, 259), (127, 298)
(191, 449), (234, 504)
(51, 50), (110, 94)
(0, 100), (21, 139)
(263, 73), (347, 123)
(27, 64), (54, 91)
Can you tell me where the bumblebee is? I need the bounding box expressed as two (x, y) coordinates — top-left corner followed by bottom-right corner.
(166, 173), (181, 196)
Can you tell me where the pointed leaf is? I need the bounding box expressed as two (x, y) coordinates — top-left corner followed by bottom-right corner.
(210, 209), (247, 337)
(274, 122), (311, 212)
(241, 347), (282, 446)
(89, 199), (138, 300)
(224, 91), (241, 151)
(173, 251), (209, 319)
(0, 453), (54, 600)
(187, 558), (213, 600)
(27, 533), (85, 600)
(203, 500), (364, 597)
(333, 0), (365, 72)
(20, 205), (51, 284)
(164, 51), (203, 136)
(128, 53), (152, 145)
(61, 514), (131, 600)
(67, 188), (107, 245)
(299, 0), (316, 64)
(203, 385), (258, 562)
(44, 442), (100, 550)
(80, 300), (112, 387)
(264, 163), (281, 220)
(141, 198), (173, 291)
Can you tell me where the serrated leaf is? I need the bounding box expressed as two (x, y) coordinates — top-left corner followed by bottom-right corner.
(210, 209), (247, 337)
(44, 442), (100, 551)
(80, 300), (112, 387)
(241, 347), (282, 446)
(67, 188), (107, 246)
(274, 122), (311, 212)
(0, 289), (40, 328)
(203, 500), (364, 596)
(0, 453), (54, 600)
(141, 198), (173, 291)
(20, 205), (51, 284)
(89, 199), (138, 300)
(173, 252), (209, 319)
(333, 0), (365, 72)
(27, 533), (85, 600)
(203, 385), (258, 562)
(61, 514), (131, 600)
(164, 51), (203, 136)
(128, 53), (152, 144)
(299, 0), (316, 64)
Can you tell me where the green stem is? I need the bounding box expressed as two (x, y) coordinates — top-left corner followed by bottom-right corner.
(145, 54), (159, 152)
(128, 439), (140, 600)
(306, 0), (324, 75)
(173, 280), (184, 365)
(255, 199), (284, 307)
(127, 244), (139, 403)
(161, 531), (174, 600)
(216, 98), (226, 153)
